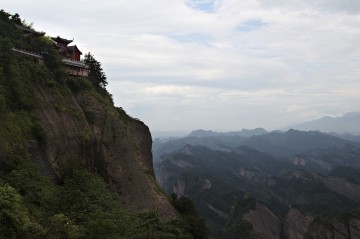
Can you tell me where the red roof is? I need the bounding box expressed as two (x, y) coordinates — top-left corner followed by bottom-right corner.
(67, 45), (82, 55)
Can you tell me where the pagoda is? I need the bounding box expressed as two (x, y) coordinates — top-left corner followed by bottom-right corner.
(52, 36), (88, 77)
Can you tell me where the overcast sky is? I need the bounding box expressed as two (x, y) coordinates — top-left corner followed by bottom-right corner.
(2, 0), (360, 134)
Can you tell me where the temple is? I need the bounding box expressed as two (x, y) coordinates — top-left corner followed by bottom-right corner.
(51, 36), (88, 77)
(15, 24), (45, 37)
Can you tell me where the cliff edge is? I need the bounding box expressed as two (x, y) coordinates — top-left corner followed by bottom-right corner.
(33, 82), (178, 217)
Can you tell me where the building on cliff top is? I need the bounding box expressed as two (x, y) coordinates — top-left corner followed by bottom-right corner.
(52, 36), (88, 77)
(11, 30), (88, 77)
(15, 24), (45, 37)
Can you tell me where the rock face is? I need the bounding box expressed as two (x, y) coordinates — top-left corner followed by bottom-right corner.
(241, 204), (360, 239)
(285, 208), (313, 239)
(267, 206), (360, 239)
(243, 203), (280, 239)
(33, 84), (177, 217)
(322, 176), (360, 202)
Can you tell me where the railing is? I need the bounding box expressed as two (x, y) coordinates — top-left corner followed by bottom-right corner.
(12, 48), (44, 59)
(62, 58), (88, 68)
(12, 47), (88, 71)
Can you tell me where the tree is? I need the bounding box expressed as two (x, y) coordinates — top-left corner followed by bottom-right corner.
(45, 214), (84, 239)
(170, 195), (209, 239)
(0, 9), (11, 21)
(10, 13), (22, 24)
(0, 184), (31, 238)
(83, 53), (107, 89)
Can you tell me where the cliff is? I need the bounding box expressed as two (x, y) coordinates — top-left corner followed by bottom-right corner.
(0, 11), (212, 238)
(0, 9), (177, 217)
(230, 203), (360, 239)
(33, 83), (177, 216)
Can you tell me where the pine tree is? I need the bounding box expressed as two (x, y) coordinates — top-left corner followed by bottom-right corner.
(83, 53), (107, 89)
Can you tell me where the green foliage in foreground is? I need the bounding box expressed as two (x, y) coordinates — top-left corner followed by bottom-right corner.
(0, 152), (199, 239)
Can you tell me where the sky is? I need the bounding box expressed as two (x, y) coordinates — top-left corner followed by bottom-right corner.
(2, 0), (360, 134)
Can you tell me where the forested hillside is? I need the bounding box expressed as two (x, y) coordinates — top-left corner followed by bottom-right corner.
(0, 10), (207, 239)
(155, 130), (360, 238)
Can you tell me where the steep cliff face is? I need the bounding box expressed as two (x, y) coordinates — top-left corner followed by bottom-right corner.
(243, 203), (280, 239)
(241, 205), (360, 239)
(33, 84), (177, 216)
(285, 208), (312, 239)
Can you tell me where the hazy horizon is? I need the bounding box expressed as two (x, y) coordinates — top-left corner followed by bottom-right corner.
(151, 111), (360, 138)
(3, 0), (360, 132)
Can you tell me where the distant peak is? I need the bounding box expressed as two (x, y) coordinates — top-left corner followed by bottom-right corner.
(343, 112), (360, 118)
(286, 112), (360, 135)
(188, 129), (218, 137)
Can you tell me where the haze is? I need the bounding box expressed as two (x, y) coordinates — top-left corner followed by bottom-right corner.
(3, 0), (360, 132)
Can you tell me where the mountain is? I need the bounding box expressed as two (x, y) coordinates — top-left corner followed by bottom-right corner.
(287, 112), (360, 135)
(244, 129), (358, 157)
(0, 11), (205, 239)
(188, 128), (268, 137)
(154, 130), (360, 238)
(153, 129), (359, 165)
(330, 132), (360, 143)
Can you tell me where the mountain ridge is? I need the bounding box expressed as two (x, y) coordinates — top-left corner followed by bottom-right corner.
(286, 112), (360, 135)
(188, 128), (268, 138)
(154, 128), (360, 238)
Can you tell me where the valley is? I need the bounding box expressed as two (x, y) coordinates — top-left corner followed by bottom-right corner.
(154, 129), (360, 238)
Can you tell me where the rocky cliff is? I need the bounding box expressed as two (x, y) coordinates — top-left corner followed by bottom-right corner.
(240, 204), (360, 239)
(33, 83), (177, 217)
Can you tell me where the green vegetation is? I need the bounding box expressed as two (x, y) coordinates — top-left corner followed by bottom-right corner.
(83, 52), (108, 89)
(329, 166), (360, 184)
(224, 194), (255, 239)
(156, 140), (360, 238)
(0, 10), (207, 239)
(170, 194), (209, 239)
(0, 153), (199, 238)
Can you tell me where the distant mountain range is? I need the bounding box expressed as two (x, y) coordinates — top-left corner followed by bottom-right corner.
(154, 129), (360, 238)
(188, 128), (268, 138)
(153, 129), (358, 162)
(286, 112), (360, 135)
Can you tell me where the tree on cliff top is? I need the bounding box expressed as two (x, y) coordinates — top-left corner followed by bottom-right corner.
(83, 52), (107, 89)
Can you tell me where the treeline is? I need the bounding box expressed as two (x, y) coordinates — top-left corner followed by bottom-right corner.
(0, 153), (199, 238)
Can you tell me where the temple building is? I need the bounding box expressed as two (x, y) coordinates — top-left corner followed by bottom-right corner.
(51, 36), (88, 77)
(15, 24), (45, 37)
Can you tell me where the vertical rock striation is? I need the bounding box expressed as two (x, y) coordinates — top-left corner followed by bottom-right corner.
(33, 84), (178, 217)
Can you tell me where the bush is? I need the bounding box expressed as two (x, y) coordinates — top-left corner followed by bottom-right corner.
(0, 184), (31, 239)
(171, 194), (209, 239)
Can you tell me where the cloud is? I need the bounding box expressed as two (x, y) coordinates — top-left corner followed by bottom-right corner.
(236, 19), (268, 32)
(2, 0), (360, 132)
(186, 0), (222, 13)
(257, 0), (360, 14)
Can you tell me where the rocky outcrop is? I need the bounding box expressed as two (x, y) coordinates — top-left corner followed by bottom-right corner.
(285, 208), (313, 239)
(285, 208), (360, 239)
(243, 203), (281, 239)
(239, 203), (360, 239)
(173, 179), (186, 196)
(322, 176), (360, 202)
(33, 84), (178, 217)
(349, 219), (360, 238)
(293, 156), (306, 166)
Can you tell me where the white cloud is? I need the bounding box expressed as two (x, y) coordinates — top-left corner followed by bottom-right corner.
(2, 0), (360, 132)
